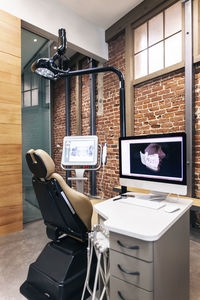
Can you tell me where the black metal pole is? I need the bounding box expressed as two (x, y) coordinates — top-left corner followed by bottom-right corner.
(65, 76), (71, 186)
(120, 85), (126, 138)
(120, 84), (127, 194)
(59, 66), (126, 137)
(89, 59), (97, 196)
(54, 64), (127, 193)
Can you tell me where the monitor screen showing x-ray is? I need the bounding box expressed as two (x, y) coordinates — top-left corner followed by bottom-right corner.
(119, 132), (187, 195)
(62, 135), (98, 166)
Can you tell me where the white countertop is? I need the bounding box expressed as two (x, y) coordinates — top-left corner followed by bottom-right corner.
(94, 193), (193, 241)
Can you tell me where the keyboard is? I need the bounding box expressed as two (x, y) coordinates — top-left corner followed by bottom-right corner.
(120, 197), (166, 210)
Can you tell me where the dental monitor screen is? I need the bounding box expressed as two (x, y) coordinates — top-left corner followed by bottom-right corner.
(62, 135), (98, 166)
(119, 132), (187, 195)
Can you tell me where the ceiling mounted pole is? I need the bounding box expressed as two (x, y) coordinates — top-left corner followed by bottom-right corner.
(65, 76), (71, 186)
(89, 58), (97, 196)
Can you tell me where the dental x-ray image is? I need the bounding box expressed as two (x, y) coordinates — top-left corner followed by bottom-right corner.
(130, 141), (182, 180)
(140, 144), (166, 172)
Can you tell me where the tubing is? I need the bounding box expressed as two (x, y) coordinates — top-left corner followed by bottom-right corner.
(81, 233), (94, 300)
(92, 252), (102, 300)
(81, 226), (110, 300)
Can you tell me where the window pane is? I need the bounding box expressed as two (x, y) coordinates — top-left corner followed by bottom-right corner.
(134, 50), (147, 79)
(149, 13), (163, 46)
(165, 2), (182, 38)
(32, 73), (39, 89)
(149, 42), (164, 74)
(165, 32), (182, 67)
(46, 84), (50, 104)
(32, 89), (38, 106)
(23, 91), (31, 107)
(134, 23), (147, 53)
(24, 73), (31, 91)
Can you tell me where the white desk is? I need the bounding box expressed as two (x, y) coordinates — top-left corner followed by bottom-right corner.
(94, 193), (192, 300)
(94, 192), (192, 241)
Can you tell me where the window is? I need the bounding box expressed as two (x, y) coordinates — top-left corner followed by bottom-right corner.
(21, 70), (50, 108)
(133, 2), (183, 80)
(22, 70), (39, 107)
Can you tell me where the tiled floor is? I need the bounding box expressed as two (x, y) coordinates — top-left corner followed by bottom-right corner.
(0, 221), (200, 300)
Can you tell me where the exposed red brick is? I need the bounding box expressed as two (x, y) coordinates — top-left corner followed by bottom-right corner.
(52, 34), (200, 199)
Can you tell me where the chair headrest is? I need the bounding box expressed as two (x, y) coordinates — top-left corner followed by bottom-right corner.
(26, 149), (55, 179)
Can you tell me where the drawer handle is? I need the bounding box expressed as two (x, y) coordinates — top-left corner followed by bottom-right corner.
(117, 264), (140, 276)
(117, 240), (139, 250)
(118, 291), (127, 300)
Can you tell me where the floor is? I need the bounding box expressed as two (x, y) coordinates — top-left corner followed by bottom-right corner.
(23, 199), (42, 223)
(0, 221), (200, 300)
(0, 221), (49, 300)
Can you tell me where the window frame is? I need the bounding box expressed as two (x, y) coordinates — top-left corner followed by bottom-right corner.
(22, 72), (50, 109)
(131, 0), (185, 85)
(115, 0), (200, 136)
(193, 0), (200, 63)
(22, 72), (39, 108)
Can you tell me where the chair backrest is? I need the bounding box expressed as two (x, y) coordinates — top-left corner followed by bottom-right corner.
(26, 149), (93, 241)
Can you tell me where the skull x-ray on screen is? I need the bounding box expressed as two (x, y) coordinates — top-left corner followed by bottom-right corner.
(130, 141), (182, 180)
(119, 133), (187, 195)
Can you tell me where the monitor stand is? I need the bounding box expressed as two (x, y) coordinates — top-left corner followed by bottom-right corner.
(67, 169), (87, 193)
(135, 192), (167, 201)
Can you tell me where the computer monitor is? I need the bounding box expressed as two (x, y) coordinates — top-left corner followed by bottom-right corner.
(61, 135), (98, 166)
(119, 132), (187, 195)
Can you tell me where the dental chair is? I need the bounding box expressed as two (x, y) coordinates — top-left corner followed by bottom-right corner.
(20, 149), (95, 300)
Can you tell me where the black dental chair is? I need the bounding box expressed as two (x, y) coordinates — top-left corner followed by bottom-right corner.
(20, 149), (95, 300)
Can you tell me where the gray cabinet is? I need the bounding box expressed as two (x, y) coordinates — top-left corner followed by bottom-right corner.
(110, 250), (153, 291)
(110, 276), (153, 300)
(110, 232), (153, 261)
(109, 210), (189, 300)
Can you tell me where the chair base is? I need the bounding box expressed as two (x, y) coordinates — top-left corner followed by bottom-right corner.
(20, 236), (94, 300)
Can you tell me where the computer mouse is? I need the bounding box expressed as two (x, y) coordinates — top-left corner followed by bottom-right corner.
(164, 204), (180, 213)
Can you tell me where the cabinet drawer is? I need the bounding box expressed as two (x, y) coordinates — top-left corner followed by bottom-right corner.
(110, 250), (153, 291)
(110, 276), (153, 300)
(110, 232), (153, 262)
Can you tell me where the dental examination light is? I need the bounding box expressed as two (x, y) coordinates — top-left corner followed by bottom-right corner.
(31, 28), (126, 139)
(31, 58), (56, 79)
(31, 28), (69, 80)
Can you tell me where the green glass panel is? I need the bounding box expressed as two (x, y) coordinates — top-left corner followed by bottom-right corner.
(32, 89), (39, 106)
(21, 29), (51, 223)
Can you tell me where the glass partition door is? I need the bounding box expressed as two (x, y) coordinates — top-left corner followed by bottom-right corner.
(21, 30), (51, 223)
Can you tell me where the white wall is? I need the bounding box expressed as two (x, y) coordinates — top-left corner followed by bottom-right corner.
(0, 0), (108, 62)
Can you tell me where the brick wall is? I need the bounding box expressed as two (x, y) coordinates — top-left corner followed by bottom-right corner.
(134, 64), (200, 199)
(52, 32), (200, 199)
(52, 78), (66, 178)
(134, 70), (185, 135)
(96, 33), (125, 198)
(70, 68), (78, 136)
(195, 63), (200, 198)
(81, 59), (91, 137)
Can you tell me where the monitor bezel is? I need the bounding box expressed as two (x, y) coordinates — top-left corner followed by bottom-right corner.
(119, 132), (187, 187)
(62, 135), (98, 166)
